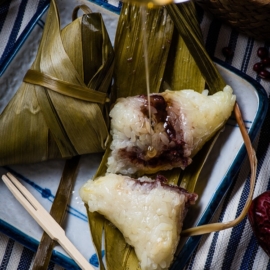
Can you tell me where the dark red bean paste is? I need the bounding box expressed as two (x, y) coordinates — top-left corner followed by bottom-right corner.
(131, 174), (198, 206)
(119, 94), (189, 169)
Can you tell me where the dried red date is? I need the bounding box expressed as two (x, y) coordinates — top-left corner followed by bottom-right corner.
(262, 57), (270, 67)
(257, 47), (269, 59)
(222, 47), (234, 58)
(253, 62), (264, 72)
(258, 70), (270, 80)
(253, 47), (270, 79)
(248, 191), (270, 257)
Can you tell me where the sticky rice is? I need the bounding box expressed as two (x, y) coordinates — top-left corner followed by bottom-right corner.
(107, 86), (236, 175)
(80, 174), (197, 270)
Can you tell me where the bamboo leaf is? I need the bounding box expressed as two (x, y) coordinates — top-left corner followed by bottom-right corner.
(33, 156), (81, 269)
(163, 28), (205, 92)
(93, 137), (112, 179)
(112, 3), (174, 99)
(104, 222), (141, 270)
(160, 168), (182, 186)
(81, 13), (115, 93)
(87, 210), (106, 270)
(166, 2), (226, 94)
(123, 249), (142, 270)
(179, 133), (220, 192)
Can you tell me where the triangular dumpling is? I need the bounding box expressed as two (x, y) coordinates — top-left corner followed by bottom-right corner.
(80, 173), (197, 270)
(0, 0), (113, 166)
(107, 86), (235, 175)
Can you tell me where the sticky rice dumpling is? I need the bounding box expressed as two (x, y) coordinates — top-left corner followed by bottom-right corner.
(80, 173), (197, 270)
(0, 0), (114, 166)
(107, 86), (236, 175)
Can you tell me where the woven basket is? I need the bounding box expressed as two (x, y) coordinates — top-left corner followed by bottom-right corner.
(195, 0), (270, 41)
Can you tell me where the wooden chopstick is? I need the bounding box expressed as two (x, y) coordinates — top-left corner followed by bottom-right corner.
(33, 156), (80, 269)
(2, 173), (94, 270)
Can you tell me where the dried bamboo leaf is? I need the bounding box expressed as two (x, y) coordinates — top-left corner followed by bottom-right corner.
(81, 14), (115, 93)
(182, 104), (257, 236)
(61, 17), (84, 79)
(123, 248), (142, 270)
(165, 2), (257, 239)
(94, 5), (177, 269)
(93, 137), (112, 179)
(33, 156), (81, 269)
(165, 1), (224, 197)
(87, 210), (106, 270)
(24, 69), (108, 103)
(30, 3), (112, 155)
(160, 168), (182, 186)
(0, 84), (51, 165)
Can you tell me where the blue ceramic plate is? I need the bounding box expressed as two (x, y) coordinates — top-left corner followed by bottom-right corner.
(0, 1), (268, 269)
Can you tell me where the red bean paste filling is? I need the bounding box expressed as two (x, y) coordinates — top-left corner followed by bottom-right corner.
(119, 94), (189, 168)
(132, 174), (197, 206)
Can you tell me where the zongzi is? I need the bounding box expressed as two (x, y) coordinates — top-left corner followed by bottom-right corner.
(80, 173), (197, 270)
(0, 0), (114, 166)
(107, 86), (236, 175)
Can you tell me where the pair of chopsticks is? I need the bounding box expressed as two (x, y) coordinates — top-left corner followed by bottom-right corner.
(2, 172), (94, 270)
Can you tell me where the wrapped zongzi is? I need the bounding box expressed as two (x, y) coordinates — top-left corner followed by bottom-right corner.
(0, 0), (114, 166)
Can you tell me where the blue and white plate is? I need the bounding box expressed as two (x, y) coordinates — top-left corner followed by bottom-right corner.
(0, 0), (268, 269)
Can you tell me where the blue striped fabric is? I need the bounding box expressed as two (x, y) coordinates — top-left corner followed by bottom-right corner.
(1, 1), (270, 270)
(183, 7), (270, 270)
(0, 0), (49, 76)
(0, 233), (63, 269)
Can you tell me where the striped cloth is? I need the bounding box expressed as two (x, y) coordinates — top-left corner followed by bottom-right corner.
(182, 5), (270, 270)
(0, 233), (63, 270)
(0, 0), (49, 76)
(1, 1), (270, 270)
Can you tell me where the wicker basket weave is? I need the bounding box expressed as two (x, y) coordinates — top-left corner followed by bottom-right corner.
(195, 0), (270, 41)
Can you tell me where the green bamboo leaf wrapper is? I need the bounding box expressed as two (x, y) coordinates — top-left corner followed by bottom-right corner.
(107, 4), (175, 269)
(104, 221), (128, 269)
(166, 2), (226, 94)
(104, 221), (141, 270)
(0, 0), (114, 166)
(179, 134), (220, 192)
(163, 29), (205, 92)
(112, 3), (174, 99)
(87, 210), (106, 270)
